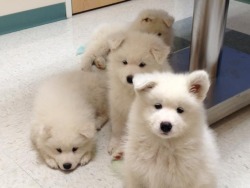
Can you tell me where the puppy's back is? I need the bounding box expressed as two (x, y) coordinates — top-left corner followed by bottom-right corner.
(33, 70), (107, 129)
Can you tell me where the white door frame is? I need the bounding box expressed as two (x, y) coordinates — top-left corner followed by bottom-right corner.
(65, 0), (72, 18)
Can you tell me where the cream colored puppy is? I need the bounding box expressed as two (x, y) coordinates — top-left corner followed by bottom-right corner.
(123, 71), (219, 188)
(31, 71), (108, 171)
(81, 9), (174, 71)
(107, 31), (172, 158)
(130, 9), (174, 46)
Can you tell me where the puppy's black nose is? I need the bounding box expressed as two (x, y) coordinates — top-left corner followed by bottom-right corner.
(160, 122), (172, 133)
(63, 163), (72, 170)
(126, 75), (133, 84)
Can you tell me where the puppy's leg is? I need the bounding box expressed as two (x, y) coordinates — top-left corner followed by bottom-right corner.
(42, 154), (58, 169)
(80, 152), (92, 166)
(81, 39), (110, 71)
(112, 145), (124, 161)
(95, 110), (109, 131)
(94, 56), (107, 70)
(108, 109), (126, 155)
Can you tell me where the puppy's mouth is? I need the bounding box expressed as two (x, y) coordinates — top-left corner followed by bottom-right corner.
(61, 168), (73, 172)
(161, 132), (169, 135)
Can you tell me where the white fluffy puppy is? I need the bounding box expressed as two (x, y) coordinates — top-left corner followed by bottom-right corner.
(130, 9), (174, 46)
(107, 31), (172, 158)
(123, 71), (219, 188)
(81, 9), (174, 71)
(31, 71), (108, 171)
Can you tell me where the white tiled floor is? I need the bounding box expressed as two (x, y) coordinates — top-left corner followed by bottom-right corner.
(0, 0), (249, 187)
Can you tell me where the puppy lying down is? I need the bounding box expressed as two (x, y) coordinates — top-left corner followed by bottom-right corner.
(31, 70), (108, 171)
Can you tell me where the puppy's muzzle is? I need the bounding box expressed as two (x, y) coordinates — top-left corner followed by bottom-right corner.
(160, 122), (172, 134)
(126, 75), (133, 84)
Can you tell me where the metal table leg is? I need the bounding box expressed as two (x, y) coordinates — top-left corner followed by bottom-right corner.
(189, 0), (250, 124)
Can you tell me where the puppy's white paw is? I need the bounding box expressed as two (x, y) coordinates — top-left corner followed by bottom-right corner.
(112, 149), (124, 161)
(108, 138), (120, 155)
(94, 57), (106, 70)
(45, 158), (58, 169)
(80, 152), (92, 166)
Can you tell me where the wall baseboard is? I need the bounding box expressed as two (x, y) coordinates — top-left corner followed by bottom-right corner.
(0, 3), (66, 35)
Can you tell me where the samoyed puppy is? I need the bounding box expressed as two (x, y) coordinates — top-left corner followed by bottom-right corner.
(130, 9), (174, 46)
(81, 9), (174, 71)
(31, 70), (108, 171)
(107, 31), (172, 158)
(123, 70), (219, 188)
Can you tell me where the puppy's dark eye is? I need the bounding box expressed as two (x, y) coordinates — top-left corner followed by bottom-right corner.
(177, 107), (184, 114)
(154, 103), (162, 110)
(122, 60), (128, 65)
(139, 62), (146, 68)
(56, 148), (62, 153)
(72, 147), (78, 152)
(157, 33), (162, 36)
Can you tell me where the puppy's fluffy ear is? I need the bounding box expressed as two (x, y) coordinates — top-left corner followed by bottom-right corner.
(188, 70), (210, 101)
(163, 15), (175, 27)
(108, 32), (126, 50)
(79, 124), (96, 139)
(133, 74), (156, 92)
(150, 42), (170, 64)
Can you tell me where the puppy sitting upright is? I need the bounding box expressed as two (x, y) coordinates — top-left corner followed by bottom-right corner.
(123, 71), (219, 188)
(31, 71), (108, 171)
(107, 31), (172, 158)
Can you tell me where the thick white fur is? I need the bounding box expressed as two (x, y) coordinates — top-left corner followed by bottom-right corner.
(123, 71), (219, 188)
(130, 9), (174, 46)
(31, 70), (108, 171)
(81, 9), (174, 71)
(107, 31), (172, 158)
(81, 23), (125, 71)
